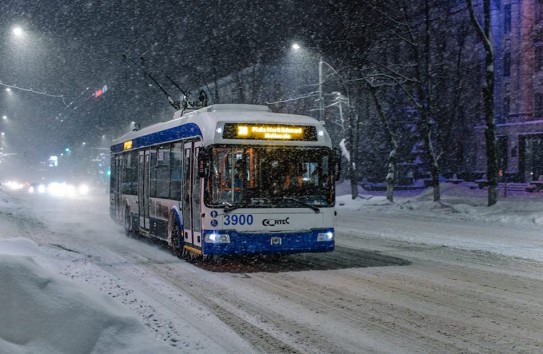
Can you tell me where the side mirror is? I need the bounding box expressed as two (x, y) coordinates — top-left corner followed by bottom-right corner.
(333, 148), (341, 181)
(198, 148), (210, 178)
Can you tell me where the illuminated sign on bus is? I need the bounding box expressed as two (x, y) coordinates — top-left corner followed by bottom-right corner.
(222, 123), (317, 141)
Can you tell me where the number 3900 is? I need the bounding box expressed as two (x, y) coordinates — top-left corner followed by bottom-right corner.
(223, 214), (253, 226)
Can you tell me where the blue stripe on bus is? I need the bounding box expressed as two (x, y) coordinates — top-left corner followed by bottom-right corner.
(201, 228), (335, 255)
(111, 123), (202, 153)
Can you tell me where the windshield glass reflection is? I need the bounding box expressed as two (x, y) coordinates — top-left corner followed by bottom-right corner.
(205, 146), (334, 209)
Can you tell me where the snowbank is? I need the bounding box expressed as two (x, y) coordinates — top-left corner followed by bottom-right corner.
(0, 238), (177, 354)
(1, 182), (542, 354)
(336, 182), (543, 227)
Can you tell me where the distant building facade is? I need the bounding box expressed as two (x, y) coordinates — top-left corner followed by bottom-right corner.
(200, 1), (543, 183)
(474, 0), (543, 182)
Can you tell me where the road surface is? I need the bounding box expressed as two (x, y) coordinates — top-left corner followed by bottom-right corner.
(1, 191), (542, 353)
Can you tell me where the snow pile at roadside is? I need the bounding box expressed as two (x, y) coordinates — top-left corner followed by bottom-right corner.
(0, 238), (177, 354)
(336, 182), (543, 227)
(0, 185), (17, 208)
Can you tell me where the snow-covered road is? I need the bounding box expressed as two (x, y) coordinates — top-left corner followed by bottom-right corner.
(2, 189), (543, 353)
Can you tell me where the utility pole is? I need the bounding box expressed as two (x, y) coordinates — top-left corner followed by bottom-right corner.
(318, 56), (324, 123)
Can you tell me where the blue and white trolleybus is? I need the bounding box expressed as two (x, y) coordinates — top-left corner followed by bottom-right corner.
(110, 104), (339, 259)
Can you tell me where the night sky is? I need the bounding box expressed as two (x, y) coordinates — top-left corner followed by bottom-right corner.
(0, 0), (379, 170)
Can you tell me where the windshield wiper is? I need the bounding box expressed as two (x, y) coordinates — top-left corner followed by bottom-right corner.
(283, 197), (320, 213)
(223, 202), (247, 213)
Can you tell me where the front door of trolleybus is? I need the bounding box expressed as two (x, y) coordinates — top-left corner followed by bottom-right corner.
(182, 141), (202, 249)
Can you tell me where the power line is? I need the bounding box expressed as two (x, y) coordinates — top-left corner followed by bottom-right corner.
(0, 82), (67, 106)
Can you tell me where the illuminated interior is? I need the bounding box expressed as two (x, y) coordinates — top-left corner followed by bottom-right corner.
(206, 145), (334, 208)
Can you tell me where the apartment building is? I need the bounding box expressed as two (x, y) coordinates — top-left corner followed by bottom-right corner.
(475, 0), (543, 181)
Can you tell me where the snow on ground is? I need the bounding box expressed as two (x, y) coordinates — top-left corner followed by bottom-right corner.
(1, 181), (542, 353)
(0, 239), (178, 354)
(337, 181), (543, 228)
(0, 190), (179, 354)
(335, 181), (543, 261)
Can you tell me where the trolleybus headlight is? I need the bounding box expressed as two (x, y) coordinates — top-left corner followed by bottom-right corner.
(317, 231), (334, 242)
(205, 233), (231, 243)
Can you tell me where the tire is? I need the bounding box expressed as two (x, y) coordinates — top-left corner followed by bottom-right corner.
(124, 208), (133, 236)
(170, 220), (182, 258)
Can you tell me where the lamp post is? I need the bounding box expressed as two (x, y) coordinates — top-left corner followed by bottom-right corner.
(291, 43), (342, 123)
(318, 57), (324, 122)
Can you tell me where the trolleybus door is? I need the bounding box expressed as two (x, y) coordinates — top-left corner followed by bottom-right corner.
(115, 156), (122, 217)
(182, 141), (202, 248)
(192, 144), (202, 247)
(111, 155), (122, 220)
(138, 149), (150, 230)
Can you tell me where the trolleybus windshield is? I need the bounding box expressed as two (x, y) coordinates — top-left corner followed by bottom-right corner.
(205, 146), (334, 209)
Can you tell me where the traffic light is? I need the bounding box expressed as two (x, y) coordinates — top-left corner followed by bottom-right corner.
(93, 85), (108, 98)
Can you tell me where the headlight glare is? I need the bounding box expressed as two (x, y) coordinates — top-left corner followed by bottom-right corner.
(317, 231), (334, 242)
(204, 233), (230, 243)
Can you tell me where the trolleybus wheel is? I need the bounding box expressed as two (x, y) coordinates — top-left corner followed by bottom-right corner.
(124, 208), (133, 236)
(171, 222), (182, 258)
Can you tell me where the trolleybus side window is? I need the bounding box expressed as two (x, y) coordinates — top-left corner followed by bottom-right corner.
(149, 149), (158, 197)
(122, 151), (137, 195)
(110, 156), (117, 194)
(170, 143), (182, 200)
(155, 145), (171, 198)
(139, 143), (183, 201)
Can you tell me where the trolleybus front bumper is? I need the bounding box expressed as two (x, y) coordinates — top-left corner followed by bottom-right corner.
(201, 228), (334, 255)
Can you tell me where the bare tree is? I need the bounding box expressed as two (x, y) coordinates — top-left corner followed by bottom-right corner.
(465, 0), (499, 206)
(358, 0), (482, 202)
(368, 84), (399, 202)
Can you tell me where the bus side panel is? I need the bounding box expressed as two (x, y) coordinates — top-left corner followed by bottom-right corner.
(148, 197), (178, 240)
(123, 195), (139, 225)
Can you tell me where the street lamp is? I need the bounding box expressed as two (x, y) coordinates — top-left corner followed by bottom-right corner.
(12, 26), (24, 38)
(291, 43), (342, 123)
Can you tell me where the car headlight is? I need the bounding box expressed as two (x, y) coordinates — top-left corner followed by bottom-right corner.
(78, 184), (89, 195)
